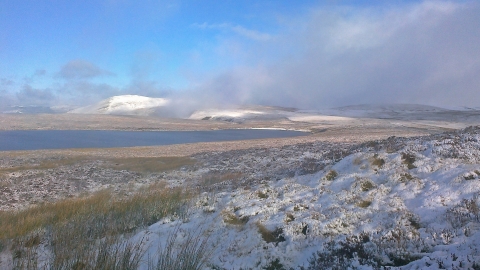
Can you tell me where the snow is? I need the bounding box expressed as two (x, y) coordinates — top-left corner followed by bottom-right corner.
(127, 127), (480, 269)
(68, 95), (170, 115)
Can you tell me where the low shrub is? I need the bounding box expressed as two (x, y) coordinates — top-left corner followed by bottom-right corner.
(360, 180), (375, 192)
(324, 170), (338, 181)
(370, 154), (385, 168)
(222, 211), (249, 226)
(285, 213), (295, 223)
(263, 258), (287, 270)
(256, 223), (286, 244)
(399, 173), (414, 183)
(357, 200), (372, 208)
(300, 233), (378, 270)
(401, 152), (417, 170)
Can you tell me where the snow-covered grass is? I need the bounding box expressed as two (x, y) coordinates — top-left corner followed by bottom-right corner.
(2, 127), (480, 269)
(138, 127), (480, 269)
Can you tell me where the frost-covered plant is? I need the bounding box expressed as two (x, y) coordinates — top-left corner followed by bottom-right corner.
(262, 258), (287, 270)
(375, 225), (424, 266)
(300, 233), (379, 270)
(446, 196), (480, 227)
(399, 172), (415, 183)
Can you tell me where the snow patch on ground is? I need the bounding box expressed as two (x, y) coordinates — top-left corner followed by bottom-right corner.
(134, 127), (480, 269)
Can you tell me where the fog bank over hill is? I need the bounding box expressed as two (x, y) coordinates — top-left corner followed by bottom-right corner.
(55, 95), (480, 131)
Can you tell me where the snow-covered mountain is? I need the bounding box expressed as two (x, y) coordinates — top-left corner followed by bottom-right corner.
(68, 95), (170, 115)
(189, 106), (297, 122)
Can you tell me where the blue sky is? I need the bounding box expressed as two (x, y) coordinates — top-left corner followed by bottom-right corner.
(1, 0), (479, 110)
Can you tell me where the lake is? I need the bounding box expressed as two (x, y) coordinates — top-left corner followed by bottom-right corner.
(0, 129), (307, 151)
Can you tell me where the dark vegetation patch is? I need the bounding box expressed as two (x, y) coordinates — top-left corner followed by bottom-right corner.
(324, 170), (338, 181)
(222, 211), (249, 226)
(401, 152), (417, 169)
(200, 171), (243, 186)
(0, 156), (90, 174)
(104, 156), (195, 174)
(257, 223), (286, 244)
(370, 154), (385, 168)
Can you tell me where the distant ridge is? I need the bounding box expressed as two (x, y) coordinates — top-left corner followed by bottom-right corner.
(68, 95), (170, 115)
(332, 104), (450, 113)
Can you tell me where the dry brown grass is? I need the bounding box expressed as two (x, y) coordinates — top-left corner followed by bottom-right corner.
(0, 184), (189, 241)
(1, 182), (193, 268)
(104, 156), (195, 174)
(256, 222), (286, 244)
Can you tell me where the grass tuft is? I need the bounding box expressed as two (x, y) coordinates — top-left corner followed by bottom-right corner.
(149, 224), (214, 270)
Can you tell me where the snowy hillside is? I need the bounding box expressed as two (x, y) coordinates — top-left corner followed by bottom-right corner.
(68, 95), (170, 115)
(324, 104), (455, 119)
(189, 106), (297, 123)
(131, 127), (480, 269)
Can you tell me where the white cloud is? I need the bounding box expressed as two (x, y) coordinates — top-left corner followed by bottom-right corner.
(193, 22), (272, 41)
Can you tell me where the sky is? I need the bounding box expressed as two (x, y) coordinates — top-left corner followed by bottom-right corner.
(1, 0), (479, 112)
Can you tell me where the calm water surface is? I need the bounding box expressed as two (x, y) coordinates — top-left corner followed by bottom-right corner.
(0, 129), (306, 151)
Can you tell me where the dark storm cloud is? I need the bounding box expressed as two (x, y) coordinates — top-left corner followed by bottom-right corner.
(57, 60), (114, 80)
(195, 1), (480, 109)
